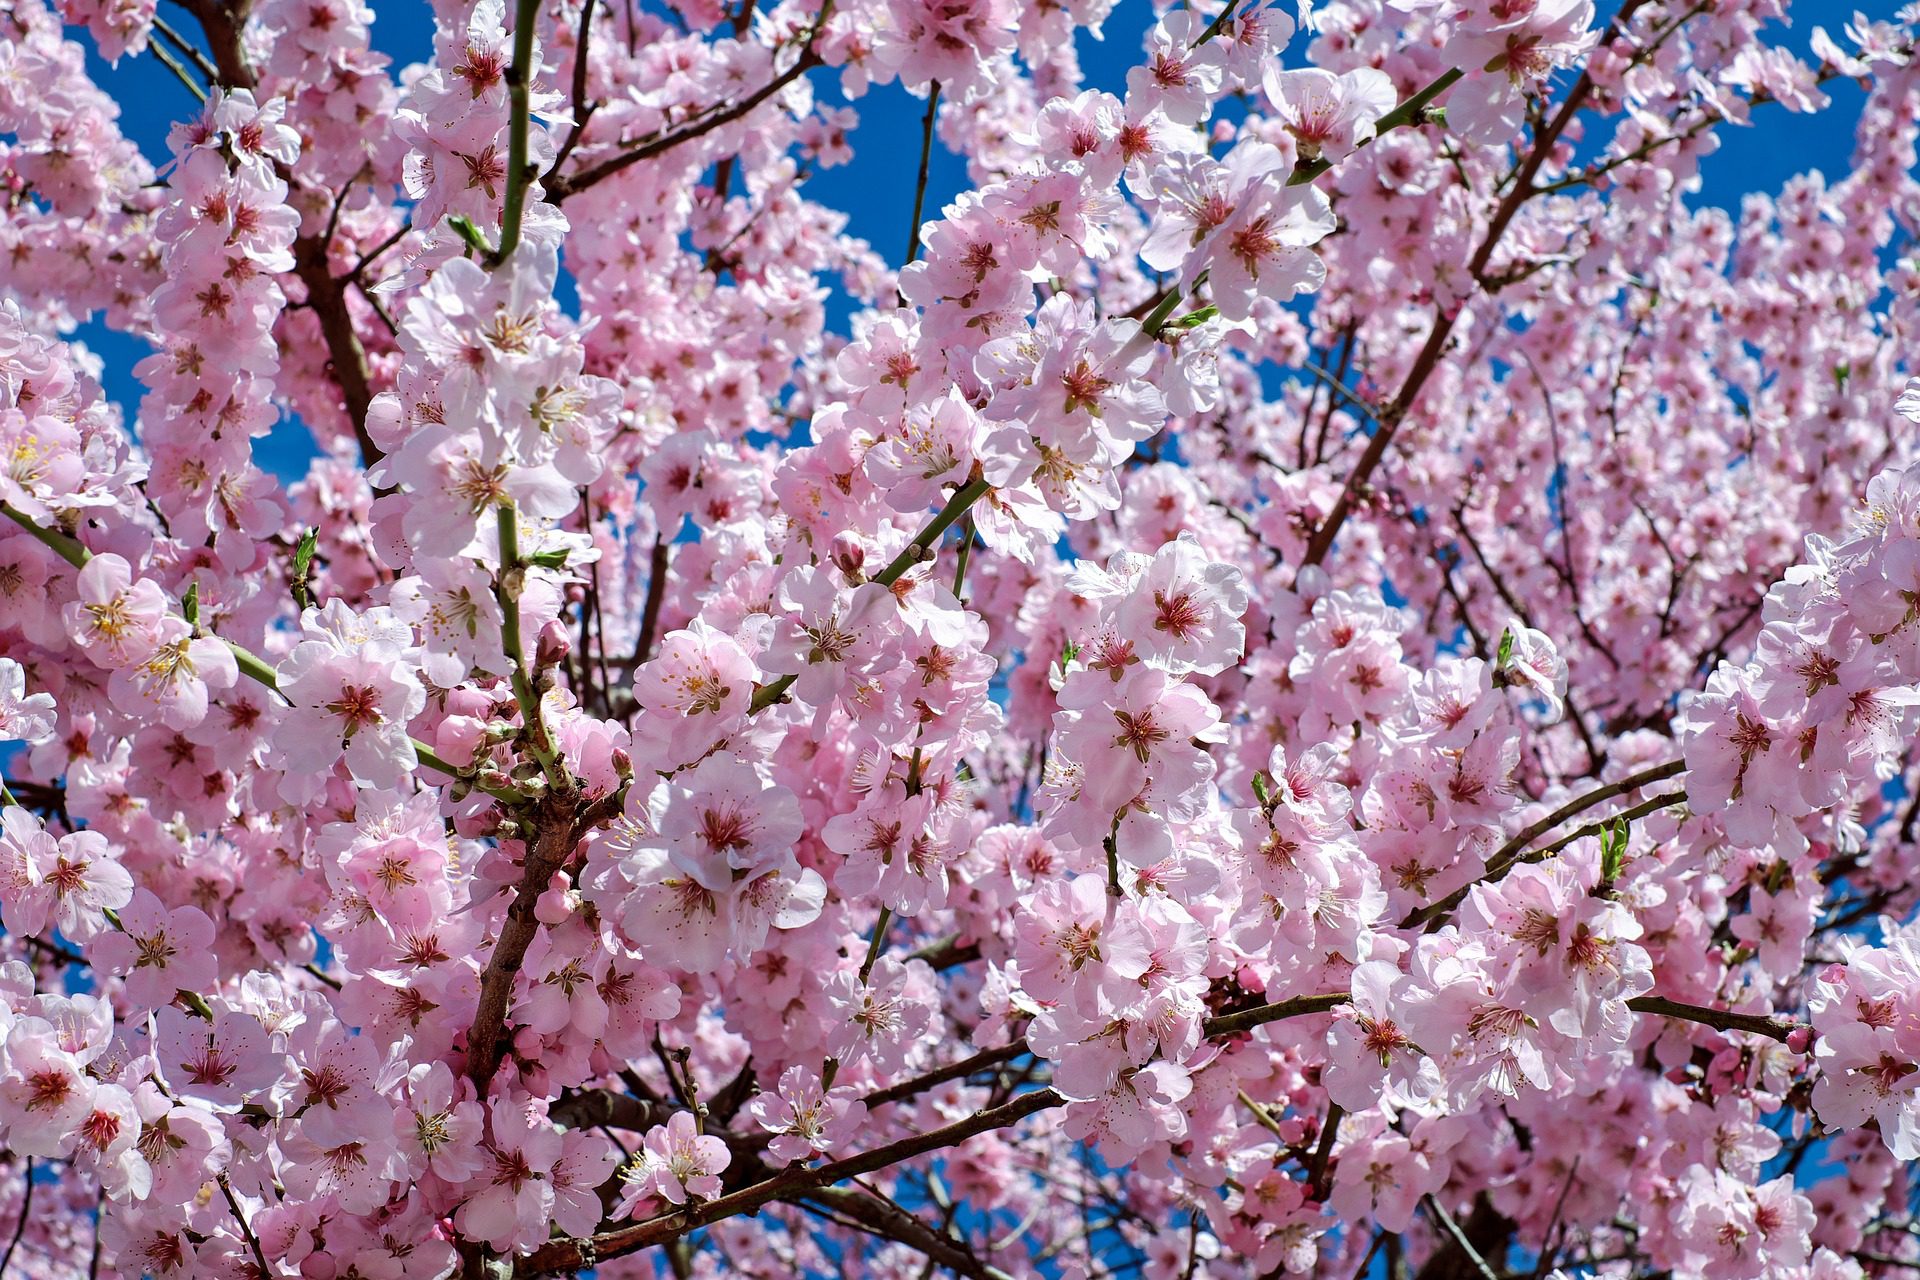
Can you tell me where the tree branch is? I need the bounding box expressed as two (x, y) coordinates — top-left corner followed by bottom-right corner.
(176, 0), (383, 467)
(1300, 1), (1653, 566)
(547, 3), (833, 203)
(1625, 995), (1801, 1044)
(1400, 760), (1685, 929)
(793, 1186), (1014, 1280)
(524, 989), (1348, 1272)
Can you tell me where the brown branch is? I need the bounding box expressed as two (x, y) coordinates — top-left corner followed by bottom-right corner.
(522, 1087), (1064, 1273)
(216, 1172), (271, 1279)
(1399, 759), (1685, 930)
(792, 1186), (1013, 1280)
(1199, 990), (1347, 1039)
(0, 1157), (31, 1279)
(904, 934), (981, 970)
(1625, 995), (1801, 1044)
(175, 0), (383, 468)
(550, 1089), (680, 1133)
(523, 990), (1348, 1273)
(633, 535), (671, 668)
(547, 0), (600, 181)
(860, 1043), (1027, 1111)
(1300, 0), (1653, 567)
(1306, 1102), (1342, 1199)
(547, 5), (832, 204)
(903, 82), (941, 268)
(464, 795), (585, 1093)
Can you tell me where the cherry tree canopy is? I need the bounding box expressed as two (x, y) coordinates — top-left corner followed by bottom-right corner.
(1, 0), (1919, 1276)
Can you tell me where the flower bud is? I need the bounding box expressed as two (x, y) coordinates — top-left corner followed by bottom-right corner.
(830, 533), (866, 580)
(535, 618), (572, 668)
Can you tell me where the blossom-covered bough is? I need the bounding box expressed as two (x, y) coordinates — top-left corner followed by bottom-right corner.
(2, 0), (1919, 1273)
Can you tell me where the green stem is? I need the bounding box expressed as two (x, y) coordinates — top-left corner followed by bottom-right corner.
(1192, 0), (1242, 47)
(1139, 284), (1190, 338)
(147, 39), (208, 102)
(4, 499), (526, 806)
(1, 503), (89, 569)
(489, 0), (544, 267)
(415, 743), (527, 804)
(749, 475), (993, 715)
(224, 641), (282, 694)
(495, 502), (568, 788)
(874, 475), (990, 587)
(857, 907), (893, 985)
(951, 517), (974, 599)
(1287, 68), (1463, 188)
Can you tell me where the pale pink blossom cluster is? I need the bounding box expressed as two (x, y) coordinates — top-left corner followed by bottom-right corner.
(0, 0), (1918, 1276)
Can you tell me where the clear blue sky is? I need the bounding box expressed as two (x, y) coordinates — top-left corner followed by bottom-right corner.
(72, 1), (1886, 482)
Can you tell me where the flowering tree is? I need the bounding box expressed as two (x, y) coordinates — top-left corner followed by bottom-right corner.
(1, 0), (1919, 1274)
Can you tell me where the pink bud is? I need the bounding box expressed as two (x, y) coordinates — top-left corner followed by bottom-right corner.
(831, 532), (866, 579)
(444, 685), (492, 717)
(434, 715), (488, 767)
(1787, 1026), (1814, 1054)
(536, 619), (572, 668)
(535, 875), (574, 925)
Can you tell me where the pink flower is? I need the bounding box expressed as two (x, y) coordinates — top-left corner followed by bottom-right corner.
(0, 657), (55, 742)
(823, 954), (938, 1072)
(275, 601), (426, 795)
(106, 614), (237, 729)
(1110, 534), (1249, 676)
(1323, 960), (1437, 1112)
(1046, 664), (1225, 862)
(630, 620), (757, 769)
(748, 1065), (868, 1164)
(454, 1098), (565, 1252)
(62, 554), (169, 668)
(396, 1062), (486, 1182)
(622, 1109), (730, 1208)
(984, 294), (1166, 475)
(0, 1017), (94, 1156)
(1263, 67), (1396, 164)
(86, 888), (217, 1010)
(1125, 11), (1223, 126)
(151, 1005), (279, 1111)
(551, 1127), (622, 1235)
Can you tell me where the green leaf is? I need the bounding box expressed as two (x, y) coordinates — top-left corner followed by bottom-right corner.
(527, 548), (572, 569)
(1251, 770), (1274, 809)
(1600, 816), (1629, 883)
(1169, 305), (1220, 330)
(181, 581), (199, 628)
(1496, 626), (1515, 669)
(291, 527), (318, 611)
(448, 215), (492, 258)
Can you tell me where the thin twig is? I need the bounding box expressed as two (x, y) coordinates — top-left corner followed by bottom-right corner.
(0, 1157), (33, 1278)
(904, 82), (941, 268)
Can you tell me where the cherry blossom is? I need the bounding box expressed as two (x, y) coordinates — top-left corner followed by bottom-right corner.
(0, 0), (1916, 1274)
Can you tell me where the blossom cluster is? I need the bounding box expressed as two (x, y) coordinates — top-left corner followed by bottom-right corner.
(0, 0), (1918, 1276)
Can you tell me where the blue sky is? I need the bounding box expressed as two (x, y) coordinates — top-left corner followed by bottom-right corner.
(71, 1), (1887, 483)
